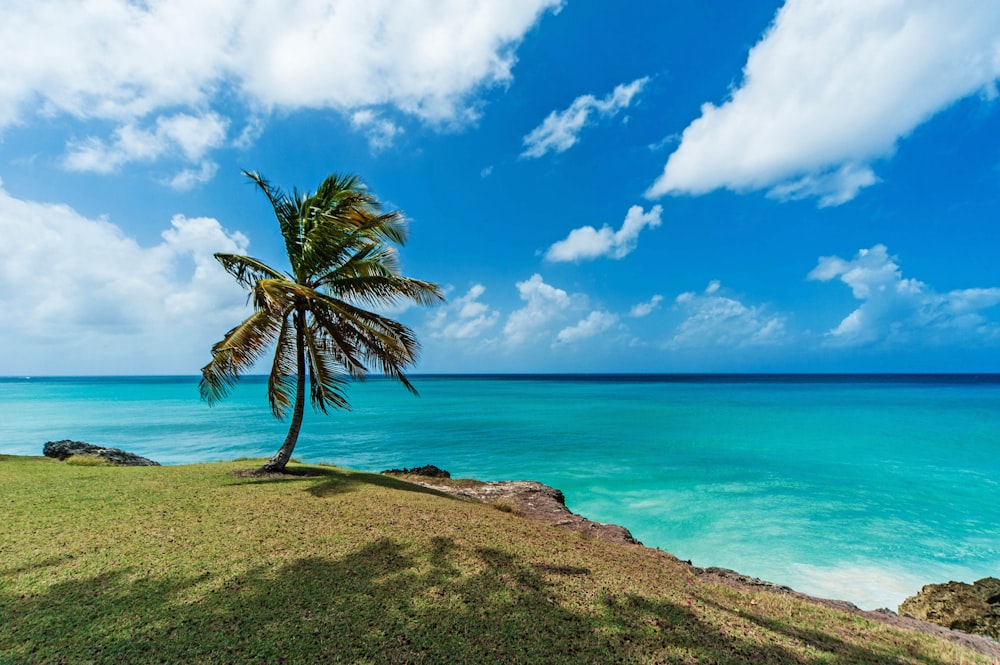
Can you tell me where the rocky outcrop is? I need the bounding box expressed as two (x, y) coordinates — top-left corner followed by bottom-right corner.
(899, 577), (1000, 639)
(381, 467), (640, 546)
(381, 464), (451, 478)
(43, 440), (160, 466)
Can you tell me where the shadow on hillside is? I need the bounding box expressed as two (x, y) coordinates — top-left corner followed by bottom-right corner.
(0, 536), (959, 664)
(226, 465), (455, 501)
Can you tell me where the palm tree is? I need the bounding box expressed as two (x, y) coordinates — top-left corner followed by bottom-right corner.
(200, 170), (443, 473)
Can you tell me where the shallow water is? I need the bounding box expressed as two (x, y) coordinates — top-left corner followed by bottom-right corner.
(2, 374), (998, 610)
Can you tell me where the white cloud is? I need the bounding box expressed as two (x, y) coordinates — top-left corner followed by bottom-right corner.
(667, 282), (786, 349)
(808, 245), (1000, 346)
(629, 295), (663, 318)
(503, 273), (573, 345)
(521, 76), (649, 158)
(351, 109), (403, 151)
(546, 204), (662, 262)
(63, 112), (229, 174)
(766, 163), (879, 208)
(0, 1), (562, 142)
(555, 311), (618, 346)
(647, 1), (1000, 205)
(166, 162), (220, 191)
(0, 183), (251, 374)
(428, 284), (499, 340)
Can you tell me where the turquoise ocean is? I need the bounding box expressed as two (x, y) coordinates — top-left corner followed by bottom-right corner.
(2, 374), (998, 611)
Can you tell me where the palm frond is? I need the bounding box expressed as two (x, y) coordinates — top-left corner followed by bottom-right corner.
(215, 253), (285, 291)
(310, 294), (422, 394)
(243, 170), (303, 267)
(308, 305), (369, 379)
(297, 201), (402, 281)
(302, 320), (351, 413)
(266, 316), (298, 419)
(327, 274), (444, 309)
(315, 241), (443, 308)
(256, 278), (319, 312)
(200, 308), (282, 404)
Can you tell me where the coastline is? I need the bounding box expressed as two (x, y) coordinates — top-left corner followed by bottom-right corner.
(383, 467), (1000, 659)
(6, 373), (998, 610)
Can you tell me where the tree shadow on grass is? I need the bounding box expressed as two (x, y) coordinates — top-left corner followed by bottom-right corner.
(0, 556), (70, 578)
(695, 595), (944, 665)
(225, 465), (457, 501)
(0, 535), (968, 664)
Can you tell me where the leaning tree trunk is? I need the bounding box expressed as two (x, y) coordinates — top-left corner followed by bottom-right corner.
(261, 310), (306, 473)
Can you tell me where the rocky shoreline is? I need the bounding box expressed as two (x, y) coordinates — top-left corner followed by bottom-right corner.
(42, 439), (160, 466)
(382, 465), (1000, 659)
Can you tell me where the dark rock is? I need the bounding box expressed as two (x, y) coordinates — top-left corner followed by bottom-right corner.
(899, 577), (1000, 639)
(381, 464), (451, 478)
(43, 440), (160, 467)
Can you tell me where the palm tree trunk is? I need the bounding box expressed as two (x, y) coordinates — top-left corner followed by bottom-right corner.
(261, 309), (306, 473)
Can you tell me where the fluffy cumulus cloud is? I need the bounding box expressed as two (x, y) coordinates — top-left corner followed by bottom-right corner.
(0, 182), (251, 374)
(521, 76), (649, 158)
(546, 204), (662, 262)
(427, 284), (500, 340)
(502, 274), (575, 346)
(667, 281), (787, 349)
(647, 0), (1000, 206)
(808, 245), (1000, 346)
(0, 0), (561, 175)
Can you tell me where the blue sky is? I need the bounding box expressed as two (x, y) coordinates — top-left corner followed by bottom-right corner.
(1, 0), (999, 375)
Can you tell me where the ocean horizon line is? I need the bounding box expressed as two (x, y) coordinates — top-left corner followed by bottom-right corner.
(4, 372), (1000, 384)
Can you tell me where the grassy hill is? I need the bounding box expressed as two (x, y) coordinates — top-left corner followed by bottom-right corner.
(0, 455), (991, 664)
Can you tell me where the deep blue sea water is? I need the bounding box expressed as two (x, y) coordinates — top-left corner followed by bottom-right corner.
(2, 374), (998, 610)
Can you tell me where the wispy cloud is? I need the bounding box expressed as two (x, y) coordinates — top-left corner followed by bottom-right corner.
(555, 311), (618, 346)
(165, 161), (220, 191)
(667, 281), (787, 349)
(63, 112), (229, 176)
(647, 1), (1000, 206)
(428, 284), (499, 340)
(808, 245), (1000, 346)
(629, 295), (663, 318)
(546, 204), (662, 262)
(521, 76), (649, 158)
(351, 110), (403, 151)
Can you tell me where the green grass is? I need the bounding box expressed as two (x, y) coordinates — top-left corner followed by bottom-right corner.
(0, 454), (989, 664)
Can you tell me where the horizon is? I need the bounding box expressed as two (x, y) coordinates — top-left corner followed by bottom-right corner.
(2, 2), (999, 375)
(7, 372), (1000, 381)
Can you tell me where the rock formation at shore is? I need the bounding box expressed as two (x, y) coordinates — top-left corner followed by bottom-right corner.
(899, 577), (1000, 640)
(380, 465), (640, 546)
(43, 440), (160, 466)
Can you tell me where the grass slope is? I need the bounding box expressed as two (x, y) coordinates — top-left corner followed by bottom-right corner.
(0, 455), (989, 664)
